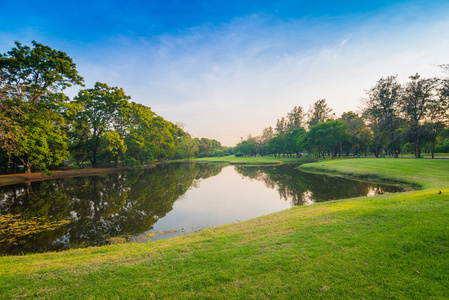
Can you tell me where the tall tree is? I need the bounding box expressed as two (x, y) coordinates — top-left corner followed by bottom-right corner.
(341, 111), (367, 156)
(307, 99), (334, 128)
(121, 102), (177, 164)
(0, 41), (83, 104)
(72, 82), (130, 167)
(400, 74), (440, 158)
(275, 117), (287, 136)
(260, 126), (274, 156)
(303, 120), (350, 159)
(362, 76), (402, 157)
(0, 41), (84, 173)
(287, 106), (305, 131)
(102, 131), (127, 167)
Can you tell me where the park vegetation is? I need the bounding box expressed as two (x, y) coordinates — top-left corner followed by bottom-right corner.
(2, 41), (449, 174)
(0, 41), (229, 174)
(235, 73), (449, 159)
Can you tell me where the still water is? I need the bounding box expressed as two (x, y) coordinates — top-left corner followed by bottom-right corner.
(0, 163), (402, 255)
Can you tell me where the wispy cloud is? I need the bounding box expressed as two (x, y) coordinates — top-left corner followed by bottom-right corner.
(4, 2), (449, 146)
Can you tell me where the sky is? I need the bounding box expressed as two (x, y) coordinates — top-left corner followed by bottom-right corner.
(1, 0), (449, 146)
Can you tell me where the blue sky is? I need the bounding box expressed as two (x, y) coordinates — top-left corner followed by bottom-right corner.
(1, 0), (449, 146)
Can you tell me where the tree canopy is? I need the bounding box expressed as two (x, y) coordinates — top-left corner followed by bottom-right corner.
(0, 41), (229, 174)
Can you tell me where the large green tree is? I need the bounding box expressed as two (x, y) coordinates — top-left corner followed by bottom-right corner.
(72, 82), (129, 167)
(400, 74), (440, 158)
(302, 120), (350, 159)
(341, 111), (369, 156)
(0, 41), (84, 173)
(363, 76), (402, 157)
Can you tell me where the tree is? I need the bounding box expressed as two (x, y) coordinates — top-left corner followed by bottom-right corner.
(102, 131), (127, 167)
(400, 74), (440, 158)
(286, 127), (306, 157)
(260, 127), (274, 156)
(287, 106), (305, 131)
(303, 120), (350, 159)
(0, 41), (83, 104)
(363, 76), (402, 157)
(341, 111), (367, 156)
(176, 135), (199, 160)
(198, 138), (213, 157)
(123, 102), (177, 164)
(307, 99), (334, 128)
(275, 117), (287, 136)
(0, 41), (84, 173)
(72, 82), (130, 167)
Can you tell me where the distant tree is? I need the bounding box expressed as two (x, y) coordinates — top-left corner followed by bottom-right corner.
(362, 76), (402, 157)
(303, 120), (350, 159)
(260, 127), (275, 156)
(286, 127), (306, 157)
(275, 117), (287, 136)
(417, 77), (449, 158)
(341, 111), (367, 156)
(358, 126), (373, 157)
(400, 74), (440, 158)
(198, 138), (213, 157)
(287, 106), (305, 131)
(307, 99), (334, 128)
(176, 135), (199, 160)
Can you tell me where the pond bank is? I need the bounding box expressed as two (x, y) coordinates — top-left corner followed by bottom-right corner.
(0, 164), (156, 187)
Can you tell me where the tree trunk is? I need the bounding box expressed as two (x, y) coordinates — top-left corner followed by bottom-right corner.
(24, 165), (31, 174)
(23, 156), (31, 173)
(430, 139), (435, 159)
(92, 148), (98, 168)
(414, 135), (420, 158)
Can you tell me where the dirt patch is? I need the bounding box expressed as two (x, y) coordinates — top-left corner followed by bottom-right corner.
(0, 164), (156, 187)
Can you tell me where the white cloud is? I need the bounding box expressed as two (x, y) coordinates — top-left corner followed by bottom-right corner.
(9, 3), (448, 146)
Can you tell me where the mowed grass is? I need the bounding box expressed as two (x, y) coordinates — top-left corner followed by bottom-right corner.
(194, 155), (316, 165)
(1, 159), (449, 299)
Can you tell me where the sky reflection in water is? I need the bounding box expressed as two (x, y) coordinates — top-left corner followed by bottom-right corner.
(0, 163), (402, 254)
(135, 164), (402, 241)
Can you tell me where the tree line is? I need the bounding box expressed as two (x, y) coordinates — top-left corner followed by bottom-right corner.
(234, 73), (449, 159)
(0, 41), (229, 174)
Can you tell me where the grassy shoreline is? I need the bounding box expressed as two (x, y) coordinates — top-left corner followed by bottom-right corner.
(1, 158), (448, 299)
(193, 155), (318, 165)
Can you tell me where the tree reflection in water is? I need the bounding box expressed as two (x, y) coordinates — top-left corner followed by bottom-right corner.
(0, 163), (402, 255)
(234, 164), (403, 206)
(0, 163), (225, 255)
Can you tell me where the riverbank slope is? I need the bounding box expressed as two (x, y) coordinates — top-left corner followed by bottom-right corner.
(1, 159), (448, 299)
(0, 164), (157, 187)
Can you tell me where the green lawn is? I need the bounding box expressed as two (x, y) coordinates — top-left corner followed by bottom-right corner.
(1, 159), (448, 299)
(193, 155), (317, 164)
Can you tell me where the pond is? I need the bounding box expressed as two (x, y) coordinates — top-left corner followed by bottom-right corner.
(0, 163), (403, 255)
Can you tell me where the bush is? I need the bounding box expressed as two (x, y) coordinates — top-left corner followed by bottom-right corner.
(435, 139), (449, 153)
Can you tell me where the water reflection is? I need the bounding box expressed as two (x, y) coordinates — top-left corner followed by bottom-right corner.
(0, 163), (403, 255)
(234, 164), (402, 206)
(0, 163), (224, 255)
